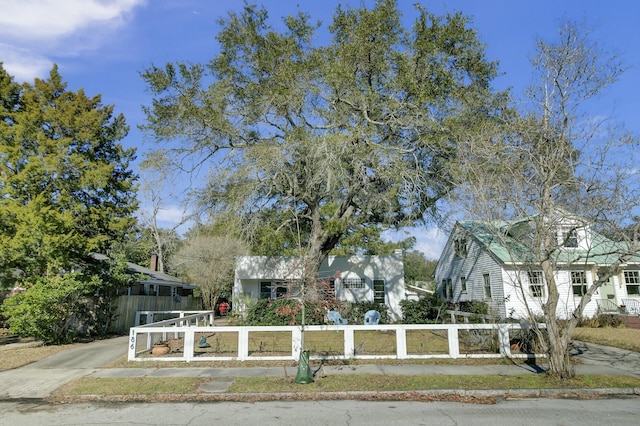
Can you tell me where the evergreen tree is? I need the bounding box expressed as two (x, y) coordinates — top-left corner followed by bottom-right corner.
(0, 63), (138, 283)
(0, 64), (138, 342)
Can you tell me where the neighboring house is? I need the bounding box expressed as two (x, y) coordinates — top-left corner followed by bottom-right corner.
(92, 253), (196, 299)
(435, 215), (640, 320)
(233, 252), (407, 321)
(93, 254), (197, 333)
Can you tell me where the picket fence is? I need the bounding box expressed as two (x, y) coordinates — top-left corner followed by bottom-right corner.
(128, 312), (545, 362)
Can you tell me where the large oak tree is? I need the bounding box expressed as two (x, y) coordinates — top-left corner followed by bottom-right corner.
(141, 0), (506, 282)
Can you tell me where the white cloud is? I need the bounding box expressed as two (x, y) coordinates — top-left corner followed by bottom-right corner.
(413, 226), (447, 261)
(383, 225), (447, 261)
(0, 0), (146, 81)
(0, 43), (52, 81)
(0, 0), (145, 39)
(156, 206), (188, 225)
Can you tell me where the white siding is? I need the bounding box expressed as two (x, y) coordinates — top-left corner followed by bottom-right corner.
(435, 226), (506, 317)
(234, 253), (406, 321)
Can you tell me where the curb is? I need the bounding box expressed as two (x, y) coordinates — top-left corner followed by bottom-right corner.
(43, 387), (640, 404)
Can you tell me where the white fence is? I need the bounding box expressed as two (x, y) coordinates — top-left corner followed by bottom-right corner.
(128, 312), (545, 362)
(134, 310), (215, 326)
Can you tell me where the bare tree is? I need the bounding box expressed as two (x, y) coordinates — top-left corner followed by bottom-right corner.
(453, 22), (640, 379)
(171, 235), (248, 311)
(138, 170), (189, 273)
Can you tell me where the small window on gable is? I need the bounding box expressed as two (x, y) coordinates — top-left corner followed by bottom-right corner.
(460, 276), (467, 293)
(454, 238), (467, 257)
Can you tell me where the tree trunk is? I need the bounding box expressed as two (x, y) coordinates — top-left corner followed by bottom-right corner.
(541, 258), (575, 379)
(545, 317), (575, 379)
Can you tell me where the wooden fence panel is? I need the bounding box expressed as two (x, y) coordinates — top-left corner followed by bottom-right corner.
(111, 296), (200, 334)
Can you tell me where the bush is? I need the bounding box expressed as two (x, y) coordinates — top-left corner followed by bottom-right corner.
(1, 274), (89, 345)
(457, 300), (489, 315)
(343, 302), (389, 324)
(578, 314), (624, 328)
(400, 293), (445, 324)
(242, 298), (342, 326)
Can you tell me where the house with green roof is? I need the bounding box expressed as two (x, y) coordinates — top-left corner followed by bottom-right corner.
(435, 214), (640, 319)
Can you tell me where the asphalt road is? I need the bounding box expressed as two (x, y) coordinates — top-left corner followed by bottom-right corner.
(1, 397), (639, 426)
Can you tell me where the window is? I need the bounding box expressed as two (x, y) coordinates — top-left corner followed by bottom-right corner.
(259, 281), (271, 300)
(460, 276), (467, 293)
(260, 282), (289, 299)
(483, 274), (492, 299)
(454, 238), (467, 257)
(318, 278), (336, 299)
(563, 229), (578, 248)
(373, 279), (385, 303)
(343, 277), (365, 289)
(624, 271), (640, 295)
(528, 271), (545, 298)
(571, 271), (587, 296)
(442, 278), (452, 299)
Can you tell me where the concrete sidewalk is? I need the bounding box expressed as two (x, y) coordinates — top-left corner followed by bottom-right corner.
(1, 336), (639, 400)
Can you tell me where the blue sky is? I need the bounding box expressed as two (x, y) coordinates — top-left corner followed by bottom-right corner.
(1, 0), (639, 259)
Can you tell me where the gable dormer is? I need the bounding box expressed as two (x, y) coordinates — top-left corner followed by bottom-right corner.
(554, 216), (591, 250)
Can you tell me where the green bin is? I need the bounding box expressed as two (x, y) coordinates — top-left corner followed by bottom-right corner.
(294, 350), (314, 384)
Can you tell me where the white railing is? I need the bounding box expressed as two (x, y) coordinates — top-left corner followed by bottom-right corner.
(128, 317), (545, 362)
(134, 310), (215, 327)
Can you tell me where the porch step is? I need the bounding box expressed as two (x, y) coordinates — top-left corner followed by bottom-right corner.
(622, 315), (640, 329)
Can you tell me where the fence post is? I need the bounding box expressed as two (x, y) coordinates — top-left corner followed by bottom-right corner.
(396, 327), (407, 358)
(344, 327), (354, 358)
(497, 324), (511, 357)
(128, 328), (137, 361)
(238, 328), (249, 361)
(184, 328), (195, 361)
(448, 326), (460, 359)
(292, 327), (302, 359)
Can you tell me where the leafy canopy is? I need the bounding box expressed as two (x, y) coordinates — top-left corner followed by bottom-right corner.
(0, 64), (138, 284)
(141, 0), (506, 276)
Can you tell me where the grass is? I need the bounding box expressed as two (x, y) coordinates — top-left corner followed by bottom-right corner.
(0, 342), (81, 371)
(53, 377), (206, 396)
(50, 374), (640, 399)
(573, 327), (640, 352)
(227, 374), (640, 393)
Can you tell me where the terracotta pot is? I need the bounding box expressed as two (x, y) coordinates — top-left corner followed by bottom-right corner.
(152, 344), (170, 356)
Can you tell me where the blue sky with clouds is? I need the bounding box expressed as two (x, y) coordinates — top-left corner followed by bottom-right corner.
(1, 0), (639, 259)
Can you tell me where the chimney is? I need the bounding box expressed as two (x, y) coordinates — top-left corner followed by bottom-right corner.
(150, 254), (158, 272)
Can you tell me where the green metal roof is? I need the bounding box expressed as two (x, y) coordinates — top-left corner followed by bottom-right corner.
(458, 219), (639, 266)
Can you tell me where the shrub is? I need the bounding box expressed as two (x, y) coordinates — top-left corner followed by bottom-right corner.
(242, 298), (342, 326)
(458, 300), (489, 315)
(343, 302), (389, 324)
(400, 293), (445, 324)
(1, 274), (89, 344)
(578, 314), (624, 328)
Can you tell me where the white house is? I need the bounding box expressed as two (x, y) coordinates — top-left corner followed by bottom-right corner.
(233, 252), (407, 321)
(435, 216), (640, 320)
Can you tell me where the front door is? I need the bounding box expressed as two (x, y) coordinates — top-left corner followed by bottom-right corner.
(598, 269), (616, 300)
